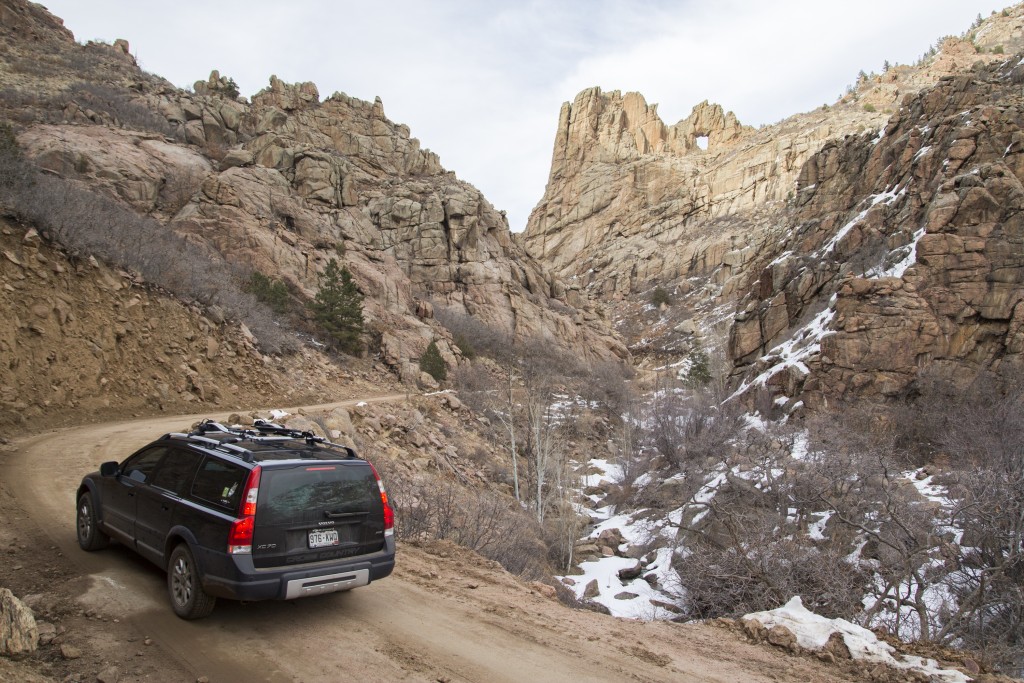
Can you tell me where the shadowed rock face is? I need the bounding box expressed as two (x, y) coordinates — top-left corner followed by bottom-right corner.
(729, 59), (1024, 408)
(522, 87), (889, 303)
(522, 25), (1021, 311)
(1, 0), (627, 378)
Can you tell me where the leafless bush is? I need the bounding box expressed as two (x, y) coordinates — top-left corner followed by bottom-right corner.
(648, 380), (745, 472)
(672, 424), (870, 620)
(65, 82), (174, 136)
(11, 56), (61, 77)
(387, 473), (548, 579)
(542, 500), (590, 572)
(929, 372), (1024, 673)
(61, 51), (104, 74)
(802, 378), (1024, 675)
(433, 306), (510, 360)
(4, 159), (296, 354)
(0, 120), (30, 197)
(579, 359), (636, 419)
(677, 522), (868, 620)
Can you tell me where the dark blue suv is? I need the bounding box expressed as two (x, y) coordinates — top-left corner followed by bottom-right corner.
(76, 420), (395, 619)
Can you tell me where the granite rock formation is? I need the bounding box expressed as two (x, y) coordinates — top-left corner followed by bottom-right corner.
(0, 0), (626, 389)
(730, 57), (1024, 408)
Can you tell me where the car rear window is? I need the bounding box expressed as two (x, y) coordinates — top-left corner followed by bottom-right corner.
(190, 457), (247, 511)
(258, 463), (379, 525)
(151, 448), (204, 496)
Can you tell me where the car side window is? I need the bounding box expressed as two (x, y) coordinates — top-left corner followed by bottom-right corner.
(121, 447), (168, 484)
(190, 457), (247, 511)
(150, 448), (203, 496)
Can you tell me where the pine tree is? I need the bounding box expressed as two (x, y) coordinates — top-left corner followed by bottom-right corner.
(419, 341), (447, 382)
(685, 344), (712, 388)
(309, 258), (364, 354)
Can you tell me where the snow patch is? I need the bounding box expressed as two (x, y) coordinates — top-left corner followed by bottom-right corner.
(745, 597), (971, 683)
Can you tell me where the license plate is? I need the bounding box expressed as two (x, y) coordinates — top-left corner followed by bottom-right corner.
(308, 529), (340, 548)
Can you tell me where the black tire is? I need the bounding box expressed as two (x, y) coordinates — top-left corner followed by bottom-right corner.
(76, 492), (110, 551)
(167, 544), (216, 620)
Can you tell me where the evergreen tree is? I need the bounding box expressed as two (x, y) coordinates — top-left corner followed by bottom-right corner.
(309, 258), (364, 354)
(685, 344), (712, 388)
(419, 341), (447, 382)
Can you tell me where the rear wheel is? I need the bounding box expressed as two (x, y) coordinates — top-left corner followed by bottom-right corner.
(76, 492), (109, 551)
(168, 544), (216, 619)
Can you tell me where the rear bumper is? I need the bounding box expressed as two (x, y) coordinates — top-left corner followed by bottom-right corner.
(196, 540), (395, 602)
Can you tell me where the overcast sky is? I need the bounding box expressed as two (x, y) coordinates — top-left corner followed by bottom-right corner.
(42, 1), (1001, 231)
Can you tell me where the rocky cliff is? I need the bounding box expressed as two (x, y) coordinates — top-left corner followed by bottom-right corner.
(523, 16), (1019, 307)
(522, 90), (887, 303)
(730, 55), (1024, 409)
(0, 0), (626, 398)
(522, 7), (1024, 399)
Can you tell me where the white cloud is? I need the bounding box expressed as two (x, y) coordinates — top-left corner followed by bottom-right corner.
(42, 1), (1001, 231)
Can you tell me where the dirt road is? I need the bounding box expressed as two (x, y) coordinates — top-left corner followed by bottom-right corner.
(1, 401), (861, 683)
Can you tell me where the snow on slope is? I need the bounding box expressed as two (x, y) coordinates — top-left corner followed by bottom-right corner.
(745, 597), (971, 683)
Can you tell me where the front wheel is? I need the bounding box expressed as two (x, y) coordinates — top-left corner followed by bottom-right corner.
(76, 492), (109, 551)
(168, 544), (216, 619)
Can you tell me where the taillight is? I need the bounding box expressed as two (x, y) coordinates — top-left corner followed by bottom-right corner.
(368, 463), (394, 537)
(228, 466), (261, 554)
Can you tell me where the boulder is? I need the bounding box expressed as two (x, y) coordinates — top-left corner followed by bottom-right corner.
(0, 588), (38, 655)
(767, 625), (799, 652)
(617, 562), (644, 581)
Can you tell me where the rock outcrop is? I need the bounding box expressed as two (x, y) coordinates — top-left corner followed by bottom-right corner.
(0, 588), (38, 655)
(0, 0), (626, 386)
(522, 87), (888, 301)
(522, 11), (1024, 366)
(729, 56), (1024, 407)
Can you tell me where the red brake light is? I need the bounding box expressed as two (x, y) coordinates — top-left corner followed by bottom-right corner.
(228, 466), (261, 554)
(368, 463), (394, 536)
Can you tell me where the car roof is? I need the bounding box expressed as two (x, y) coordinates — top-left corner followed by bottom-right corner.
(161, 422), (363, 465)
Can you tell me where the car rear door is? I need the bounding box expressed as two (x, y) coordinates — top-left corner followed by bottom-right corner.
(134, 446), (204, 565)
(252, 461), (386, 568)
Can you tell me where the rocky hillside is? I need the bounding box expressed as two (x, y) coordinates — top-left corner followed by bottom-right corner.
(521, 8), (1024, 372)
(0, 219), (400, 430)
(730, 52), (1024, 409)
(0, 0), (625, 400)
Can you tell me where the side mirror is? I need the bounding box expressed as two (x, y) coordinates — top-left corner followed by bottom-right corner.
(100, 461), (119, 477)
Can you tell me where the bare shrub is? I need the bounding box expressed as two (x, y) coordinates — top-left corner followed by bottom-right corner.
(543, 500), (590, 572)
(579, 360), (636, 420)
(65, 82), (174, 136)
(677, 519), (867, 620)
(433, 306), (510, 360)
(673, 425), (870, 621)
(648, 380), (745, 472)
(803, 377), (1024, 675)
(387, 473), (548, 579)
(5, 160), (296, 354)
(0, 120), (30, 197)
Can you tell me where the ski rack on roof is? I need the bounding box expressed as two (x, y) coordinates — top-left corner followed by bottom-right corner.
(164, 431), (257, 462)
(172, 419), (359, 460)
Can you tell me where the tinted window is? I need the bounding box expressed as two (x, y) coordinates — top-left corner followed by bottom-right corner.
(150, 448), (203, 496)
(190, 458), (247, 511)
(121, 447), (168, 484)
(258, 464), (379, 525)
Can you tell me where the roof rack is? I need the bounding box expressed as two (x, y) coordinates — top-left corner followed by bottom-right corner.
(170, 419), (358, 460)
(165, 431), (256, 462)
